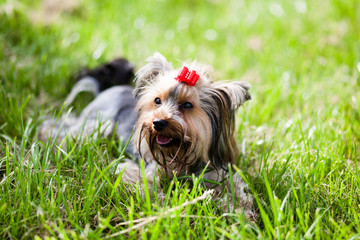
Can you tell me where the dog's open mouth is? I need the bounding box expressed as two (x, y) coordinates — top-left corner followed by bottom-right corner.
(156, 135), (173, 146)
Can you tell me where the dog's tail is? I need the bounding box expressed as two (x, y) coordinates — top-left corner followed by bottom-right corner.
(65, 58), (134, 106)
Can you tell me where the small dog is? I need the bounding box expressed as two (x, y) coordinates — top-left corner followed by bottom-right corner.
(39, 52), (255, 219)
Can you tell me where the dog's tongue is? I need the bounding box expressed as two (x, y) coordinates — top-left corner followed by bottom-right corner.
(156, 135), (172, 145)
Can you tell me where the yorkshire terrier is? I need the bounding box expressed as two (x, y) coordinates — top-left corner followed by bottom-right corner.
(39, 52), (255, 219)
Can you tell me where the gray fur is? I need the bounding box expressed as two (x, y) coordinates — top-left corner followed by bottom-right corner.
(39, 86), (138, 155)
(64, 76), (100, 106)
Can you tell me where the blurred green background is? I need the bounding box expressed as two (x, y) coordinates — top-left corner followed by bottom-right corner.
(1, 0), (359, 138)
(1, 0), (360, 238)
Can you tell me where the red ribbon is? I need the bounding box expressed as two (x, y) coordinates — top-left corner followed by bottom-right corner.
(174, 66), (199, 86)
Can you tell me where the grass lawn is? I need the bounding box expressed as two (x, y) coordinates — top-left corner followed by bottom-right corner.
(1, 0), (360, 239)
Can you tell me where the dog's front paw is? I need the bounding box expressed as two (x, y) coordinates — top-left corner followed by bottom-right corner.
(114, 160), (141, 184)
(219, 194), (257, 221)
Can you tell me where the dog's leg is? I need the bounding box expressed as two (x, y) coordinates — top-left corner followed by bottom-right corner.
(115, 160), (164, 200)
(39, 86), (137, 147)
(115, 159), (141, 184)
(225, 171), (256, 220)
(203, 169), (256, 220)
(38, 113), (79, 144)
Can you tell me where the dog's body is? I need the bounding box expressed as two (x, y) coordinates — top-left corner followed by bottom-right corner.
(39, 52), (255, 219)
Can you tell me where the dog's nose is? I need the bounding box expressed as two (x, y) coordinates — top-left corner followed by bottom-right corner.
(153, 119), (168, 131)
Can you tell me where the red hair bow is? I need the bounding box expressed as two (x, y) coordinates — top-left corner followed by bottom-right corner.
(175, 66), (199, 86)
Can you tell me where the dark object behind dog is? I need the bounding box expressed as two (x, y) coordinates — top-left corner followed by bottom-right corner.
(76, 58), (134, 91)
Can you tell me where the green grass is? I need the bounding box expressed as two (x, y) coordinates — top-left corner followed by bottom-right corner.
(1, 0), (360, 239)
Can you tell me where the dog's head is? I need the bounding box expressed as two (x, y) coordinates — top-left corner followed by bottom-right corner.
(134, 52), (251, 175)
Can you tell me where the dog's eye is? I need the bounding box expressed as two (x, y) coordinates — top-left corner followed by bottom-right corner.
(154, 97), (162, 105)
(181, 102), (193, 109)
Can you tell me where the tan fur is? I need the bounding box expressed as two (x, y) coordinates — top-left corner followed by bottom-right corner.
(134, 70), (214, 175)
(123, 52), (256, 219)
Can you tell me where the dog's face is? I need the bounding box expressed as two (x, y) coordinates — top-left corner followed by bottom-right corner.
(134, 52), (251, 175)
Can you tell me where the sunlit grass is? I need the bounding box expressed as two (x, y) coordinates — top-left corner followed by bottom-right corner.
(1, 0), (360, 239)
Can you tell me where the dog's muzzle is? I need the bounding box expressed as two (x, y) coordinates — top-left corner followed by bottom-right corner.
(153, 118), (168, 131)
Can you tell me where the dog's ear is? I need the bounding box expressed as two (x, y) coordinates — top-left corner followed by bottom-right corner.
(200, 81), (251, 169)
(134, 52), (173, 97)
(211, 81), (251, 110)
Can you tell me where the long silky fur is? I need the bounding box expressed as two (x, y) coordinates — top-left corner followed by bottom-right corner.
(133, 52), (251, 175)
(138, 119), (198, 174)
(197, 81), (251, 170)
(199, 88), (237, 170)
